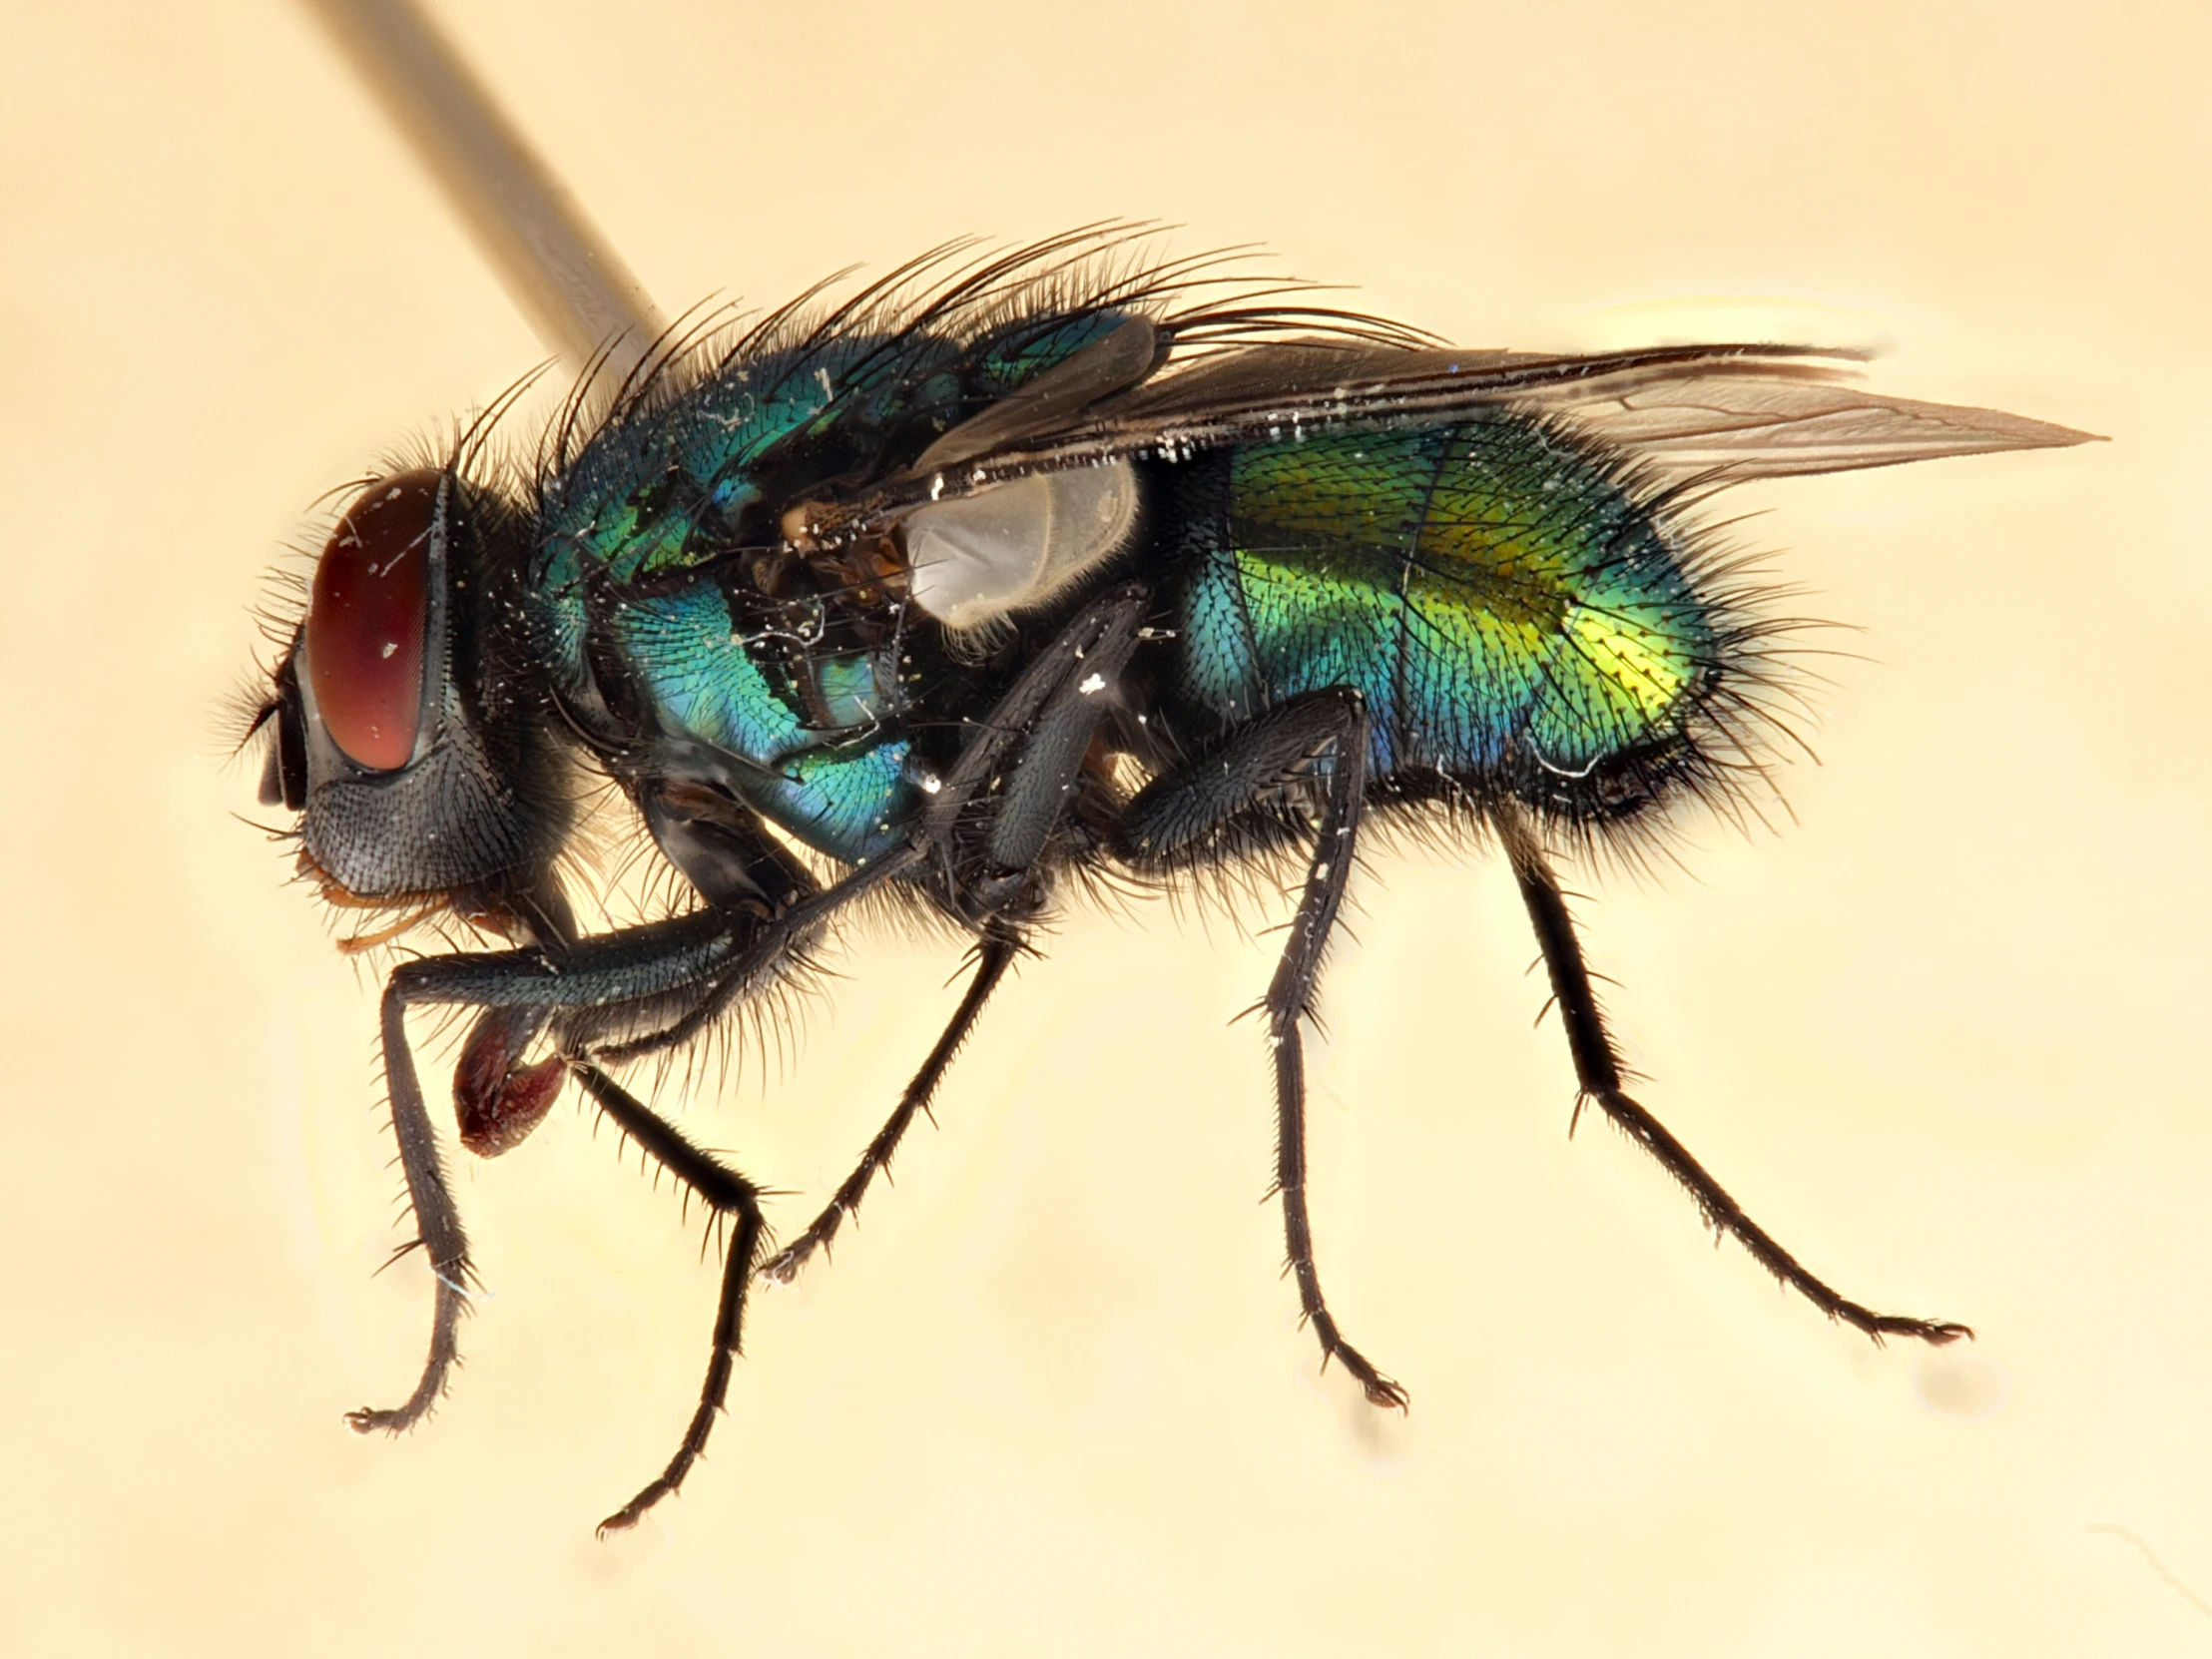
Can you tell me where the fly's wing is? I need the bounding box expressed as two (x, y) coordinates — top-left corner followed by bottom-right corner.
(1498, 352), (2104, 482)
(912, 315), (1162, 472)
(1041, 338), (2103, 482)
(794, 339), (2099, 550)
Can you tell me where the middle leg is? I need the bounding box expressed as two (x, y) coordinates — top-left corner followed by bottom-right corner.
(1116, 689), (1408, 1408)
(758, 932), (1019, 1285)
(762, 585), (1156, 1285)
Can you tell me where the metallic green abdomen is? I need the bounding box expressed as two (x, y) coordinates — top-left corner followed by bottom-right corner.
(1169, 413), (1717, 795)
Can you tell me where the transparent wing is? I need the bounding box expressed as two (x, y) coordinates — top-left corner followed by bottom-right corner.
(793, 339), (2099, 550)
(1514, 354), (2104, 482)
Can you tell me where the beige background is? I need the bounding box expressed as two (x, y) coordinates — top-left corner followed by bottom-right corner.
(4, 1), (2208, 1652)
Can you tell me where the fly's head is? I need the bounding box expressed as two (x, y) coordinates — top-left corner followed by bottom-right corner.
(254, 466), (572, 937)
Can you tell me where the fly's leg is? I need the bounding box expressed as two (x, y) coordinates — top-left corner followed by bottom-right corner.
(344, 982), (478, 1435)
(346, 849), (920, 1442)
(922, 582), (1153, 880)
(1115, 689), (1407, 1408)
(568, 1063), (767, 1534)
(348, 910), (777, 1436)
(764, 585), (1151, 1284)
(445, 880), (592, 1159)
(347, 877), (581, 1432)
(1492, 807), (1971, 1346)
(588, 844), (914, 1066)
(759, 934), (1017, 1285)
(354, 579), (1153, 1488)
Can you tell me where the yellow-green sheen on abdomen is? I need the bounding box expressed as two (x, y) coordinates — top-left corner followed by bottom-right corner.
(1170, 414), (1715, 781)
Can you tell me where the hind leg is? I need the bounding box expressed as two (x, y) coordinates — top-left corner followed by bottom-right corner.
(1493, 806), (1970, 1345)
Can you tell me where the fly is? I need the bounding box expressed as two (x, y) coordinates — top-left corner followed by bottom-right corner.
(257, 8), (2099, 1537)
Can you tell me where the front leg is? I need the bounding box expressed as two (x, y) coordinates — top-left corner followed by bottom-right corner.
(570, 1063), (769, 1534)
(343, 981), (479, 1435)
(348, 850), (919, 1439)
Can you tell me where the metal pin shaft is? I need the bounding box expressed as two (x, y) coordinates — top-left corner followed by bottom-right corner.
(299, 0), (666, 380)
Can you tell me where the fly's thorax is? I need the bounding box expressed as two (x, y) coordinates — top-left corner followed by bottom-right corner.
(1160, 411), (1748, 825)
(512, 308), (1173, 868)
(265, 469), (573, 901)
(580, 564), (924, 866)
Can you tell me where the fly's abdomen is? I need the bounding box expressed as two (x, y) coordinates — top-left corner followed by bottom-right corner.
(1167, 412), (1723, 813)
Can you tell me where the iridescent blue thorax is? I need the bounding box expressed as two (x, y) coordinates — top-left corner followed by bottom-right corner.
(521, 312), (1132, 862)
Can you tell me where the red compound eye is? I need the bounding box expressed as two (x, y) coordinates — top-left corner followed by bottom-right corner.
(306, 469), (440, 771)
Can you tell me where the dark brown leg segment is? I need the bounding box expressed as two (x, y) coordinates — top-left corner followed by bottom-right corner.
(1493, 807), (1970, 1346)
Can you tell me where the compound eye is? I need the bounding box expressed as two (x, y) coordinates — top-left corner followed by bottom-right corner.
(305, 469), (441, 771)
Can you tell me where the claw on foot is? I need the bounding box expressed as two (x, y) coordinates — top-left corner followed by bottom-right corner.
(1853, 1312), (1975, 1348)
(1360, 1375), (1411, 1411)
(758, 1240), (815, 1284)
(1323, 1345), (1409, 1411)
